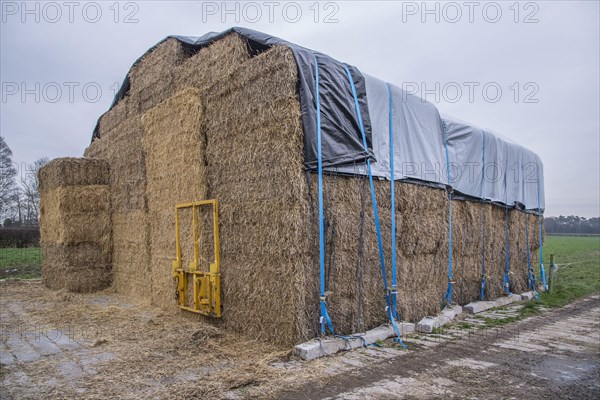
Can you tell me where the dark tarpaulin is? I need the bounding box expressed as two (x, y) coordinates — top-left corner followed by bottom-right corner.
(91, 27), (373, 170)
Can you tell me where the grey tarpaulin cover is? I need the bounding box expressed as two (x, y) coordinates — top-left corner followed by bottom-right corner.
(443, 116), (545, 210)
(91, 27), (544, 211)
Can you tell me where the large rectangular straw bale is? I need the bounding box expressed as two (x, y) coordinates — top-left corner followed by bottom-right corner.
(103, 117), (149, 299)
(38, 158), (111, 293)
(508, 209), (529, 293)
(110, 211), (151, 302)
(141, 88), (206, 309)
(107, 118), (147, 212)
(527, 212), (542, 250)
(129, 38), (188, 113)
(39, 185), (110, 249)
(38, 157), (109, 192)
(396, 183), (449, 255)
(395, 183), (448, 319)
(173, 33), (250, 94)
(42, 243), (111, 292)
(203, 46), (313, 346)
(452, 200), (484, 256)
(482, 204), (510, 299)
(83, 135), (109, 160)
(453, 255), (482, 304)
(98, 97), (133, 136)
(452, 200), (485, 304)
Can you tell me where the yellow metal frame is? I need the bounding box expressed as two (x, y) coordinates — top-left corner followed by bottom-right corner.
(171, 200), (221, 317)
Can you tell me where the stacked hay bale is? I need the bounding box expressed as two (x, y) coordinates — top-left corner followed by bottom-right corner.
(202, 45), (315, 344)
(395, 183), (449, 319)
(105, 116), (151, 302)
(141, 88), (207, 308)
(39, 158), (111, 292)
(451, 200), (484, 304)
(72, 33), (541, 346)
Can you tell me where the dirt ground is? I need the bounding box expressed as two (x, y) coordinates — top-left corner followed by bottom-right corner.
(1, 280), (598, 399)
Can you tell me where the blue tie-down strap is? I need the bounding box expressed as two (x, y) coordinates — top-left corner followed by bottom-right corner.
(480, 221), (486, 301)
(444, 194), (454, 305)
(314, 54), (335, 336)
(390, 286), (399, 320)
(320, 298), (334, 335)
(537, 182), (547, 291)
(443, 280), (454, 306)
(538, 216), (547, 291)
(503, 272), (511, 295)
(334, 334), (367, 350)
(480, 277), (486, 301)
(503, 207), (512, 295)
(346, 67), (405, 348)
(386, 83), (400, 322)
(479, 133), (487, 301)
(527, 269), (539, 298)
(386, 291), (407, 348)
(539, 263), (547, 292)
(525, 218), (538, 296)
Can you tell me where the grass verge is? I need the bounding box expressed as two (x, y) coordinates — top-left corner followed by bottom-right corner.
(537, 235), (600, 307)
(0, 247), (43, 279)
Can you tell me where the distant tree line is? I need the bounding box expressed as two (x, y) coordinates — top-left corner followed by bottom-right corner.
(1, 135), (48, 228)
(544, 215), (600, 235)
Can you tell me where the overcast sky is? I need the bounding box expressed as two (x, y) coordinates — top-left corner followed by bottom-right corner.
(1, 1), (598, 217)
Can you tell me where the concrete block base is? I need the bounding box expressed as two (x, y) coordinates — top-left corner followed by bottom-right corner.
(416, 305), (462, 333)
(293, 322), (415, 361)
(464, 293), (527, 314)
(520, 291), (535, 300)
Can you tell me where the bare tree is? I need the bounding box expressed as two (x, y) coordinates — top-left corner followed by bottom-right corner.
(0, 136), (18, 222)
(20, 157), (49, 225)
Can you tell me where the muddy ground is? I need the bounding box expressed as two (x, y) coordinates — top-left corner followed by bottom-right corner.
(0, 280), (598, 399)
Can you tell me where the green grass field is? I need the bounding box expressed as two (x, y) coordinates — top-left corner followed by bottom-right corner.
(537, 235), (600, 307)
(0, 247), (43, 279)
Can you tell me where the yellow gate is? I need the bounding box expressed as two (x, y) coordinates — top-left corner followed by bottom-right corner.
(171, 200), (221, 317)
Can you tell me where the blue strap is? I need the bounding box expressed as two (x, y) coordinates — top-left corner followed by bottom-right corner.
(442, 120), (453, 306)
(343, 65), (388, 307)
(537, 181), (547, 291)
(344, 67), (406, 348)
(386, 83), (406, 348)
(387, 83), (398, 320)
(334, 334), (367, 349)
(525, 215), (538, 295)
(503, 207), (512, 294)
(479, 132), (486, 301)
(502, 148), (511, 295)
(314, 54), (334, 335)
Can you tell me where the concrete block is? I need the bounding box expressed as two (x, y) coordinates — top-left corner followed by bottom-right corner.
(363, 326), (395, 343)
(400, 322), (415, 335)
(496, 294), (522, 306)
(495, 297), (510, 306)
(464, 301), (495, 314)
(294, 339), (344, 361)
(441, 305), (462, 319)
(416, 317), (437, 334)
(521, 291), (535, 300)
(416, 306), (462, 333)
(465, 294), (523, 314)
(293, 322), (416, 360)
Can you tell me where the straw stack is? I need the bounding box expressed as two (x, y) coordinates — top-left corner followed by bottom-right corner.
(39, 158), (111, 292)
